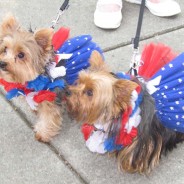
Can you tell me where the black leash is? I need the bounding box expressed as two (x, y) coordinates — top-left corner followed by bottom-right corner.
(129, 0), (146, 76)
(133, 0), (146, 50)
(51, 0), (70, 29)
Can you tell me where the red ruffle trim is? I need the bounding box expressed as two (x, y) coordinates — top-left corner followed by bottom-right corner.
(81, 123), (95, 141)
(33, 90), (56, 103)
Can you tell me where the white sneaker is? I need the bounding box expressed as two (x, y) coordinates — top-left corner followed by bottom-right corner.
(94, 0), (123, 29)
(125, 0), (181, 17)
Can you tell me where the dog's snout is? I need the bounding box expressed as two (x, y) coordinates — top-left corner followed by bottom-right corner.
(0, 61), (7, 69)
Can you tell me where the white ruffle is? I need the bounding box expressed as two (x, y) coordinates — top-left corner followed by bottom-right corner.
(85, 123), (110, 154)
(47, 62), (66, 79)
(146, 75), (162, 94)
(25, 92), (38, 110)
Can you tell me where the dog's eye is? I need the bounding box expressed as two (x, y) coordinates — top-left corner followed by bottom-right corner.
(65, 89), (72, 97)
(86, 89), (93, 96)
(17, 52), (25, 59)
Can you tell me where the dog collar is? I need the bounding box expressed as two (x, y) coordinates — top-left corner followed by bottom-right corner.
(0, 75), (65, 110)
(81, 85), (143, 154)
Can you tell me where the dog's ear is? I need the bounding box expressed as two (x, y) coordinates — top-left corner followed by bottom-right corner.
(34, 28), (54, 52)
(113, 79), (138, 111)
(89, 50), (108, 71)
(0, 14), (19, 33)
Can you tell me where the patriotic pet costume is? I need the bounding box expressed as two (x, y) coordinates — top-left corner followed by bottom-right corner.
(0, 27), (103, 110)
(81, 43), (184, 154)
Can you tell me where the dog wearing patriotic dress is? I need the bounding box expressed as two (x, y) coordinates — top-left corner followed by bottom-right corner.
(0, 15), (102, 142)
(66, 45), (184, 174)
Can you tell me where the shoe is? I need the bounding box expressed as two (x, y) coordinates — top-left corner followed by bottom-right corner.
(94, 0), (123, 29)
(125, 0), (181, 17)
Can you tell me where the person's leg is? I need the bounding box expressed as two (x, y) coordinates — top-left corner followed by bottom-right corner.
(125, 0), (181, 17)
(94, 0), (123, 29)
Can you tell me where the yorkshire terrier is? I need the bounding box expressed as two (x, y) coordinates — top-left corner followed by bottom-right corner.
(0, 15), (61, 142)
(66, 50), (184, 174)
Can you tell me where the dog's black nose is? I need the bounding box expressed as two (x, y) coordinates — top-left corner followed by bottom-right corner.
(65, 89), (72, 97)
(0, 61), (7, 69)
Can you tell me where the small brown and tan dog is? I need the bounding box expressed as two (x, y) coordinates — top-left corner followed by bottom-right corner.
(0, 15), (61, 142)
(66, 50), (184, 174)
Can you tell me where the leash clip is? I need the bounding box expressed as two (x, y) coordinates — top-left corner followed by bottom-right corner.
(51, 0), (69, 29)
(129, 46), (143, 76)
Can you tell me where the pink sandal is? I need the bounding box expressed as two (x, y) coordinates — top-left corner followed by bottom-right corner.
(94, 0), (123, 29)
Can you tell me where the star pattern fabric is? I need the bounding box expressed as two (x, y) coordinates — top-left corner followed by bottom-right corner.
(56, 35), (103, 85)
(151, 53), (184, 133)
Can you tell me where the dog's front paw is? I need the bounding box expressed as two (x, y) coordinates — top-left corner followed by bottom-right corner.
(34, 122), (60, 143)
(34, 125), (52, 143)
(35, 132), (51, 143)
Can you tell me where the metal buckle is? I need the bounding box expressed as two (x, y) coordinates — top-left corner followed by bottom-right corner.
(51, 0), (69, 29)
(51, 10), (64, 29)
(130, 47), (143, 74)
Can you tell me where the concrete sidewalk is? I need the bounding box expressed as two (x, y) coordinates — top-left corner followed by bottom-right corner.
(0, 0), (184, 183)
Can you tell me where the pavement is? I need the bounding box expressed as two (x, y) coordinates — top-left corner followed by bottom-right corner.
(0, 0), (184, 184)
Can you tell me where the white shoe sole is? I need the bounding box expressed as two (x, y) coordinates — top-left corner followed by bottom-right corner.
(94, 19), (122, 29)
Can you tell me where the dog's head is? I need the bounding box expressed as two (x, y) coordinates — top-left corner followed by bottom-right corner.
(0, 15), (54, 84)
(66, 51), (138, 124)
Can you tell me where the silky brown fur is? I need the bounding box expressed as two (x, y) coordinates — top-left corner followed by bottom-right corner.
(67, 51), (138, 124)
(0, 15), (62, 142)
(66, 51), (184, 174)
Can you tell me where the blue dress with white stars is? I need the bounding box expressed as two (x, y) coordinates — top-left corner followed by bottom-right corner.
(56, 35), (103, 85)
(150, 53), (184, 133)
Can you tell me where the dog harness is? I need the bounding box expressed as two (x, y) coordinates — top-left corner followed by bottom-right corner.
(0, 27), (103, 110)
(81, 43), (184, 154)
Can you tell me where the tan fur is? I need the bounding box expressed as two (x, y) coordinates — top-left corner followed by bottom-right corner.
(89, 50), (108, 71)
(0, 15), (61, 142)
(117, 137), (162, 174)
(35, 101), (62, 142)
